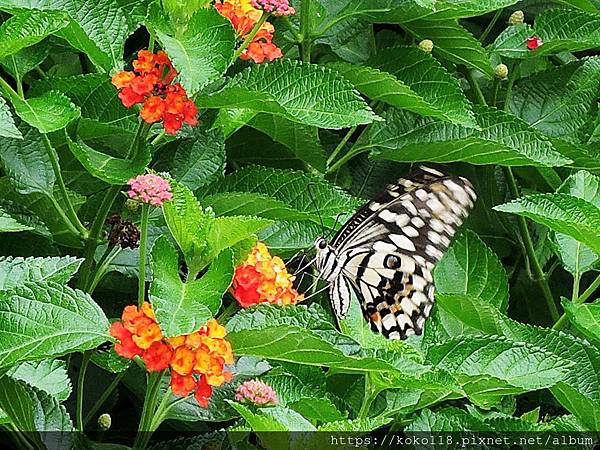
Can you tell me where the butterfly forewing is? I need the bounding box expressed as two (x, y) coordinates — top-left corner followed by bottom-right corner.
(319, 167), (476, 339)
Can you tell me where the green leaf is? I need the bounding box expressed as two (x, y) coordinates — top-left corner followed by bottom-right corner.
(6, 90), (80, 133)
(162, 181), (212, 275)
(317, 416), (392, 432)
(427, 335), (571, 405)
(0, 10), (70, 59)
(0, 378), (73, 441)
(0, 255), (82, 290)
(563, 300), (600, 347)
(0, 121), (55, 195)
(532, 8), (600, 56)
(551, 383), (600, 431)
(0, 96), (22, 139)
(248, 114), (328, 172)
(494, 193), (600, 255)
(65, 135), (149, 184)
(150, 236), (234, 337)
(30, 74), (135, 127)
(6, 359), (71, 401)
(551, 139), (600, 173)
(0, 41), (50, 81)
(229, 325), (395, 374)
(204, 215), (273, 263)
(204, 166), (362, 226)
(198, 60), (379, 129)
(0, 0), (129, 71)
(0, 281), (110, 368)
(230, 402), (316, 433)
(401, 20), (493, 77)
(0, 207), (33, 233)
(157, 129), (225, 190)
(554, 171), (600, 275)
(508, 57), (600, 141)
(330, 45), (476, 127)
(201, 192), (314, 222)
(490, 23), (533, 59)
(356, 106), (570, 167)
(154, 7), (235, 94)
(434, 230), (509, 311)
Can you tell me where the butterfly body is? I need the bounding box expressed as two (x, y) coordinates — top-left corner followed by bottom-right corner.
(315, 167), (476, 339)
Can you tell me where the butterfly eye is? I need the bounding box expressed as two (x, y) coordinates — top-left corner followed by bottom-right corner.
(384, 254), (400, 269)
(316, 238), (327, 250)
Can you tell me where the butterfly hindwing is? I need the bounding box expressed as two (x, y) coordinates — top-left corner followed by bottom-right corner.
(321, 167), (476, 339)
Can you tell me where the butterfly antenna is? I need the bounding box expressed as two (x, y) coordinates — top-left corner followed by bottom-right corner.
(307, 182), (326, 235)
(326, 212), (345, 240)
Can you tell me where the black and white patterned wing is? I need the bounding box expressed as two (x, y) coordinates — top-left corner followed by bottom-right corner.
(331, 167), (476, 339)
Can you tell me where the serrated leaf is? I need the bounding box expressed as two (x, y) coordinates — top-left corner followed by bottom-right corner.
(494, 193), (600, 255)
(0, 121), (55, 195)
(508, 57), (600, 141)
(6, 359), (71, 401)
(0, 207), (33, 232)
(401, 19), (493, 76)
(435, 230), (509, 311)
(0, 281), (110, 368)
(248, 114), (328, 172)
(198, 60), (379, 129)
(317, 416), (392, 432)
(204, 166), (362, 227)
(0, 255), (82, 290)
(0, 0), (129, 71)
(356, 106), (570, 167)
(554, 171), (600, 275)
(532, 8), (600, 56)
(0, 41), (50, 81)
(229, 402), (316, 437)
(563, 300), (600, 347)
(0, 377), (73, 444)
(0, 10), (70, 59)
(154, 7), (235, 94)
(157, 129), (225, 190)
(162, 181), (213, 275)
(204, 215), (273, 263)
(551, 139), (600, 173)
(0, 96), (21, 139)
(66, 135), (149, 184)
(150, 236), (233, 337)
(6, 90), (80, 133)
(490, 23), (533, 59)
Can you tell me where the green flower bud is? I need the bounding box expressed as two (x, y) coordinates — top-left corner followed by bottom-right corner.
(98, 413), (111, 431)
(494, 63), (509, 80)
(124, 198), (139, 213)
(508, 10), (524, 26)
(418, 39), (434, 53)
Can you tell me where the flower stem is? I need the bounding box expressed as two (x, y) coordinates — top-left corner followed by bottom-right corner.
(326, 126), (357, 168)
(43, 133), (88, 238)
(232, 13), (269, 62)
(300, 0), (312, 62)
(83, 371), (126, 426)
(358, 374), (378, 419)
(503, 167), (560, 322)
(553, 273), (600, 330)
(479, 8), (503, 43)
(87, 245), (121, 293)
(465, 70), (487, 106)
(76, 351), (92, 433)
(132, 371), (165, 450)
(138, 203), (150, 307)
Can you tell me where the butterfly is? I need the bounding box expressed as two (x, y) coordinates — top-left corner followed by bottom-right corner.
(314, 166), (476, 339)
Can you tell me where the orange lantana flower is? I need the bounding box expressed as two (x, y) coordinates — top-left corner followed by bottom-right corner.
(231, 242), (304, 308)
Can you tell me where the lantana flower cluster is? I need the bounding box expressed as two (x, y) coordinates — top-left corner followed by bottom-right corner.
(235, 379), (278, 405)
(231, 242), (304, 308)
(109, 302), (234, 407)
(127, 174), (173, 207)
(111, 50), (198, 135)
(215, 0), (292, 63)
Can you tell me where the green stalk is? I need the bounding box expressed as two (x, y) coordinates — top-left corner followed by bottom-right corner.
(132, 371), (165, 450)
(232, 13), (269, 62)
(87, 245), (121, 293)
(503, 167), (560, 322)
(43, 134), (87, 237)
(465, 70), (487, 105)
(357, 374), (378, 419)
(553, 273), (600, 330)
(326, 126), (357, 168)
(300, 0), (312, 62)
(491, 78), (501, 107)
(138, 203), (150, 307)
(76, 351), (92, 433)
(84, 371), (126, 426)
(479, 8), (503, 43)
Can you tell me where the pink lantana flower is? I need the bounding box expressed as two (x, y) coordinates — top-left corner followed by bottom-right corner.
(235, 379), (278, 406)
(251, 0), (295, 16)
(127, 174), (173, 206)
